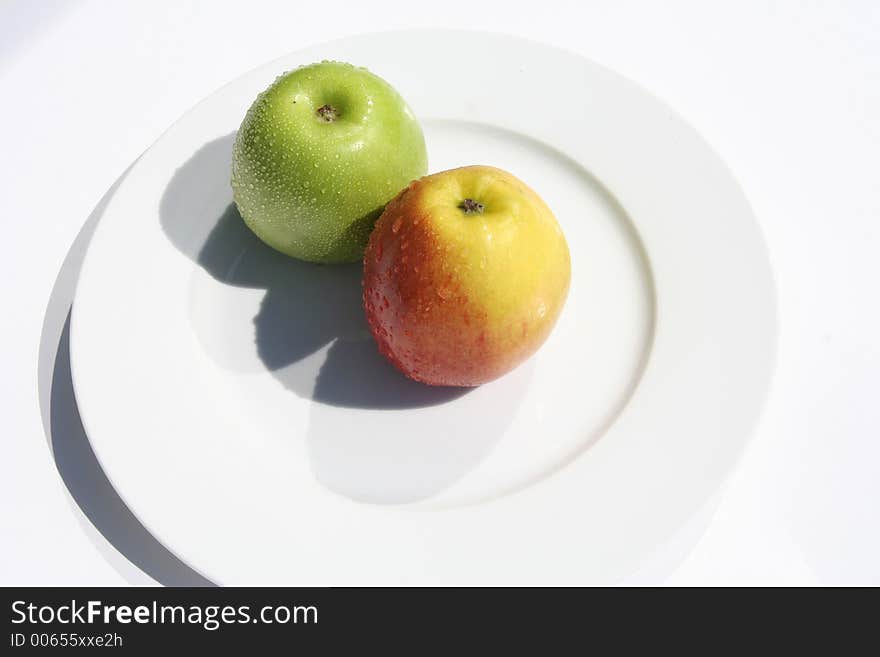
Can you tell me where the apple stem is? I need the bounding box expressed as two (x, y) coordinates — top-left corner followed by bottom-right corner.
(459, 198), (485, 215)
(316, 104), (339, 122)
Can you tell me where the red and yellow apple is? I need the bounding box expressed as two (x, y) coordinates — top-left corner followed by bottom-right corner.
(363, 165), (571, 386)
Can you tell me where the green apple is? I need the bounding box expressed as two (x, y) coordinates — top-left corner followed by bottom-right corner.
(231, 61), (428, 263)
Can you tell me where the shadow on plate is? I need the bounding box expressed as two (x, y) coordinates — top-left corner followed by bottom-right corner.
(159, 132), (468, 409)
(156, 134), (525, 505)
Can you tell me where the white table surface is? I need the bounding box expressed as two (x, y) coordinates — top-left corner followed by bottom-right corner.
(2, 0), (877, 586)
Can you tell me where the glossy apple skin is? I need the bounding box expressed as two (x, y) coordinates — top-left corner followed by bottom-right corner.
(363, 166), (571, 386)
(232, 61), (427, 263)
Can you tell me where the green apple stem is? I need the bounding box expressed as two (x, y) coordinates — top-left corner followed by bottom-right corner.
(459, 198), (485, 215)
(316, 104), (339, 122)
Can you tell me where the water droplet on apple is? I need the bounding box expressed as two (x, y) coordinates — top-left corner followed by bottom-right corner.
(391, 218), (402, 234)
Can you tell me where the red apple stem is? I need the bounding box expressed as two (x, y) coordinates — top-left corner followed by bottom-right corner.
(459, 198), (485, 215)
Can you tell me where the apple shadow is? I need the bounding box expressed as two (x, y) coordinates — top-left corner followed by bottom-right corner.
(159, 133), (468, 409)
(306, 355), (535, 505)
(158, 133), (531, 505)
(197, 203), (470, 408)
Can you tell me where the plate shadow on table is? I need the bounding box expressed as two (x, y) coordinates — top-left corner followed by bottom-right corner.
(159, 134), (527, 505)
(38, 174), (213, 585)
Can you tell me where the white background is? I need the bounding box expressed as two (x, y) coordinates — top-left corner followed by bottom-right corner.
(1, 0), (878, 585)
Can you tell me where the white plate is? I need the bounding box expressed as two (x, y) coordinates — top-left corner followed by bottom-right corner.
(71, 31), (776, 585)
